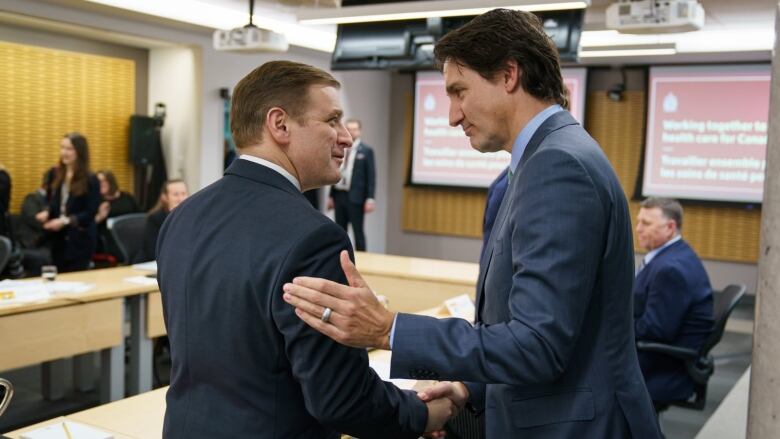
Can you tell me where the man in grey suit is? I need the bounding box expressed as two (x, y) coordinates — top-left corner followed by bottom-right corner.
(157, 61), (454, 438)
(283, 9), (662, 439)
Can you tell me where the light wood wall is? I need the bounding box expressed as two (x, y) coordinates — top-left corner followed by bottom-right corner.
(402, 90), (761, 263)
(0, 41), (135, 213)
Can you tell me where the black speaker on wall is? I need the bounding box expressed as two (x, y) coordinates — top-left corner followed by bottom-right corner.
(129, 115), (158, 165)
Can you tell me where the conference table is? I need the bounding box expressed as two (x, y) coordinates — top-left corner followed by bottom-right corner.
(0, 252), (479, 404)
(0, 266), (160, 402)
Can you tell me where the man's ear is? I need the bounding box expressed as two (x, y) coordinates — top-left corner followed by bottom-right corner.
(503, 59), (522, 93)
(266, 107), (290, 145)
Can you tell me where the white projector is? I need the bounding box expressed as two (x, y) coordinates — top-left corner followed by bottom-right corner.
(213, 26), (289, 53)
(606, 0), (705, 34)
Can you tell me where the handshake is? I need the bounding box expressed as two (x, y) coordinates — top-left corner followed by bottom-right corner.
(419, 381), (470, 438)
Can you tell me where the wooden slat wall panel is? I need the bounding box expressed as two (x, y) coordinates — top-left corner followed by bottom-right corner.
(587, 91), (761, 263)
(0, 41), (135, 214)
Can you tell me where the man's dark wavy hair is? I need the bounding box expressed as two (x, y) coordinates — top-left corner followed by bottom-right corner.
(433, 8), (568, 109)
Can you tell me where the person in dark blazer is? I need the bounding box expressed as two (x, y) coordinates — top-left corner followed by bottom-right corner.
(480, 167), (509, 264)
(156, 61), (453, 439)
(136, 179), (187, 263)
(634, 197), (714, 409)
(327, 119), (375, 251)
(36, 133), (100, 272)
(283, 9), (662, 439)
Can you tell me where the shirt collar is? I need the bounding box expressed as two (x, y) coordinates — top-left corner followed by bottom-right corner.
(510, 104), (563, 173)
(239, 154), (301, 192)
(644, 234), (682, 265)
(351, 138), (361, 149)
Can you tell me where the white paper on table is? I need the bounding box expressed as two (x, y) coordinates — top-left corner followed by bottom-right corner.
(369, 356), (416, 390)
(123, 275), (159, 286)
(20, 420), (114, 439)
(0, 279), (50, 305)
(48, 281), (94, 294)
(132, 261), (157, 271)
(444, 294), (476, 323)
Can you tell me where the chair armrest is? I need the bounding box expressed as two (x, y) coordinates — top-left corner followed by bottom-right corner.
(636, 341), (699, 361)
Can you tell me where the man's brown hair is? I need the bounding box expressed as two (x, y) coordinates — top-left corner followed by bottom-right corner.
(230, 60), (340, 148)
(433, 8), (568, 109)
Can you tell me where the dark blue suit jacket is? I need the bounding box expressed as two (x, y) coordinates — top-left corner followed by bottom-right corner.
(48, 174), (100, 266)
(390, 112), (662, 438)
(481, 168), (509, 264)
(329, 142), (376, 204)
(157, 159), (426, 439)
(634, 239), (714, 403)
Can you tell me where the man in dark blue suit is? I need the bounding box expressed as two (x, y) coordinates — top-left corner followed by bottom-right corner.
(156, 61), (453, 438)
(634, 197), (714, 409)
(283, 9), (662, 439)
(327, 119), (376, 251)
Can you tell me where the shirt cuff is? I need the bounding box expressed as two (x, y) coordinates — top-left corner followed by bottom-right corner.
(366, 198), (375, 204)
(389, 313), (398, 349)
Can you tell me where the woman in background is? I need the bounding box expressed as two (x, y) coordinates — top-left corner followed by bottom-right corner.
(136, 179), (188, 262)
(36, 133), (100, 272)
(95, 169), (140, 223)
(94, 169), (140, 259)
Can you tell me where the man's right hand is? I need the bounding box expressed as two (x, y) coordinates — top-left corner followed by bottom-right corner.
(419, 381), (470, 410)
(424, 396), (456, 438)
(327, 197), (334, 210)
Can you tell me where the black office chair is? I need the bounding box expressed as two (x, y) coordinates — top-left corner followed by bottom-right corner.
(637, 284), (747, 410)
(0, 236), (11, 275)
(107, 213), (147, 264)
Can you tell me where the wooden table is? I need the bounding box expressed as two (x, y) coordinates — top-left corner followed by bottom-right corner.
(0, 266), (160, 402)
(5, 387), (166, 439)
(354, 252), (478, 312)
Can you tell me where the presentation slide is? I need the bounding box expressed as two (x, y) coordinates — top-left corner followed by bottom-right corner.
(411, 68), (587, 188)
(642, 65), (770, 203)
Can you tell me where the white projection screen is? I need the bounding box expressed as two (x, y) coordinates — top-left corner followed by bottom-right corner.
(410, 68), (587, 188)
(642, 64), (771, 203)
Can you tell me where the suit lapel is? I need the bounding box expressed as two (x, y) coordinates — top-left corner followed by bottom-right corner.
(476, 174), (518, 319)
(474, 110), (579, 321)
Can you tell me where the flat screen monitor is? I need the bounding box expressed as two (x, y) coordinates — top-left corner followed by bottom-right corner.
(642, 64), (770, 204)
(410, 68), (588, 188)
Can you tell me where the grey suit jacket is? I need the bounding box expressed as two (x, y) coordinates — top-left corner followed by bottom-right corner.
(158, 159), (426, 438)
(390, 111), (662, 438)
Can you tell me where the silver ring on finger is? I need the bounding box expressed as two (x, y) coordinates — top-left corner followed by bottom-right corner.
(321, 307), (333, 323)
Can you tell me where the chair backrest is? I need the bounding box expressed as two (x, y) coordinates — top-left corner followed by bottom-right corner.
(0, 236), (10, 274)
(107, 213), (147, 264)
(701, 284), (747, 355)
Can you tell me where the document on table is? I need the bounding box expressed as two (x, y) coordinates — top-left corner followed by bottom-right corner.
(369, 352), (416, 390)
(132, 261), (157, 272)
(0, 280), (50, 305)
(20, 420), (114, 439)
(123, 275), (159, 286)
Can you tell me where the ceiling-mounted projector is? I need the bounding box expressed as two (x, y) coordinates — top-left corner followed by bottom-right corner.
(212, 0), (288, 52)
(213, 26), (288, 52)
(606, 0), (705, 34)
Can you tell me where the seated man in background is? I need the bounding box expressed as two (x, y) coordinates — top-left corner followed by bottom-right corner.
(634, 197), (714, 410)
(136, 179), (188, 262)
